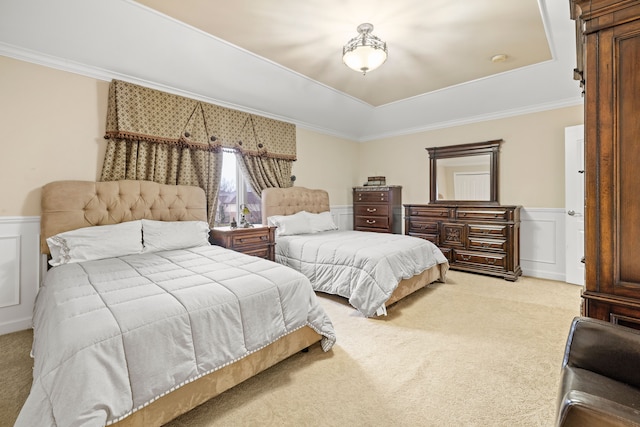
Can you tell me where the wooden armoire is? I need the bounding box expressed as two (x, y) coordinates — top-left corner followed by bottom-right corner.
(571, 0), (640, 328)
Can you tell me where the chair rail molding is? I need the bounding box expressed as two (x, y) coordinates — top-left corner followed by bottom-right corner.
(0, 216), (41, 335)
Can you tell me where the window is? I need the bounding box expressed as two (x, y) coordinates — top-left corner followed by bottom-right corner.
(214, 150), (262, 226)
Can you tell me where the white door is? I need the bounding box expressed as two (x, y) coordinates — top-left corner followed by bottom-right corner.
(565, 125), (585, 286)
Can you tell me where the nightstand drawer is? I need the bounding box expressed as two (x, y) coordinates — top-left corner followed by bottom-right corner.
(230, 232), (270, 248)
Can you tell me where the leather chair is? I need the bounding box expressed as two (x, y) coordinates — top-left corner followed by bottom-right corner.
(556, 317), (640, 427)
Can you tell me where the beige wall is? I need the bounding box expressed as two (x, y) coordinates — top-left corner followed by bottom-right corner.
(294, 128), (360, 205)
(0, 56), (109, 216)
(0, 55), (583, 216)
(358, 105), (584, 208)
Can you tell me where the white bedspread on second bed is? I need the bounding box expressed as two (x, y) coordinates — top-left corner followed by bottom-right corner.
(275, 230), (449, 317)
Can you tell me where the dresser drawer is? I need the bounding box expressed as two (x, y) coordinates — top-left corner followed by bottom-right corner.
(406, 219), (439, 234)
(455, 250), (506, 269)
(354, 191), (389, 203)
(354, 204), (390, 217)
(457, 209), (509, 221)
(406, 206), (449, 218)
(467, 224), (507, 238)
(354, 215), (389, 230)
(406, 232), (440, 245)
(468, 237), (507, 252)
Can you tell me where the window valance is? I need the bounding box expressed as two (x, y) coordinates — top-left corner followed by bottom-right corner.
(104, 80), (296, 160)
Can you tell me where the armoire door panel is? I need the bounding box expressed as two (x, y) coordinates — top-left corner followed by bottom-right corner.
(617, 27), (640, 286)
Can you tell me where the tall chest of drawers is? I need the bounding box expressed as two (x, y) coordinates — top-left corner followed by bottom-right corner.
(404, 204), (522, 281)
(353, 186), (402, 234)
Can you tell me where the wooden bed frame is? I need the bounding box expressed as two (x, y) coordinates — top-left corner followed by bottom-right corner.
(261, 186), (447, 311)
(39, 180), (322, 427)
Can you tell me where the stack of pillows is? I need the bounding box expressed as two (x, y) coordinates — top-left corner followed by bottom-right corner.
(46, 211), (338, 267)
(46, 219), (210, 266)
(266, 211), (338, 236)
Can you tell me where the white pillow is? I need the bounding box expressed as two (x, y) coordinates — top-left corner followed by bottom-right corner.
(304, 211), (338, 233)
(47, 220), (143, 267)
(267, 211), (313, 236)
(142, 219), (210, 252)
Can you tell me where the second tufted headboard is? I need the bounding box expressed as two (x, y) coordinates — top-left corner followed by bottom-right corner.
(40, 180), (207, 254)
(261, 186), (330, 225)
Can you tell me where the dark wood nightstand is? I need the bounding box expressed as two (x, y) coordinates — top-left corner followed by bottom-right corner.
(209, 225), (276, 261)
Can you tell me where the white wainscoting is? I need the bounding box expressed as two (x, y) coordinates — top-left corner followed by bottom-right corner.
(0, 208), (567, 335)
(0, 216), (40, 335)
(520, 208), (567, 282)
(330, 205), (354, 231)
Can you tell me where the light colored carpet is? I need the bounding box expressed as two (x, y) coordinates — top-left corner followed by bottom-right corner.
(1, 271), (582, 427)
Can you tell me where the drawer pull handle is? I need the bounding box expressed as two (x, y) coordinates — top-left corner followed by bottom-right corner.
(486, 258), (496, 265)
(461, 255), (471, 261)
(260, 236), (268, 241)
(366, 220), (376, 224)
(237, 238), (244, 243)
(366, 208), (377, 213)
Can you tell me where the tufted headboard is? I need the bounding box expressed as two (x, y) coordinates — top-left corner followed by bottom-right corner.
(40, 180), (207, 254)
(261, 187), (330, 225)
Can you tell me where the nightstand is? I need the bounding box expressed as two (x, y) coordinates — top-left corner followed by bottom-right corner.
(209, 224), (276, 261)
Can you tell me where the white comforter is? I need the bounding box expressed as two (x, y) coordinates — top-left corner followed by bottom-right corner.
(275, 230), (449, 317)
(16, 245), (336, 427)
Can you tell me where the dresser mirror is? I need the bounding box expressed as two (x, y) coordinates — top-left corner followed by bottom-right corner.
(426, 139), (502, 204)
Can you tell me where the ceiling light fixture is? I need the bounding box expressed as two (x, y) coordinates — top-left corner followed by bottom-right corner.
(342, 23), (388, 75)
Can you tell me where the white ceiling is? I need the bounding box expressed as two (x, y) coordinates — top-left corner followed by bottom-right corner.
(135, 0), (553, 107)
(0, 0), (582, 141)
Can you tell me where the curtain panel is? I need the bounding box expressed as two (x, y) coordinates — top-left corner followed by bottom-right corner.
(104, 80), (296, 160)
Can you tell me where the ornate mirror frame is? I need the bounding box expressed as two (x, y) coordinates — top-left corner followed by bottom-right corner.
(426, 139), (502, 205)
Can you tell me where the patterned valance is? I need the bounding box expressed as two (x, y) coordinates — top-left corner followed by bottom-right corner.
(104, 80), (296, 160)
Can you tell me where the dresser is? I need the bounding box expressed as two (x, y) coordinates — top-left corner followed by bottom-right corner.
(209, 225), (276, 261)
(404, 204), (522, 281)
(571, 0), (640, 328)
(353, 186), (402, 234)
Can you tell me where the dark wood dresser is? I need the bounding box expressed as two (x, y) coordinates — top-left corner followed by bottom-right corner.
(209, 225), (276, 261)
(404, 204), (522, 281)
(571, 0), (640, 328)
(353, 186), (402, 234)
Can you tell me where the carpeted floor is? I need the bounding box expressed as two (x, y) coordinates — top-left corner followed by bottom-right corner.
(1, 270), (582, 426)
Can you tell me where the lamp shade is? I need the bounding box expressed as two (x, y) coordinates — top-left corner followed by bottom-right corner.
(343, 23), (388, 75)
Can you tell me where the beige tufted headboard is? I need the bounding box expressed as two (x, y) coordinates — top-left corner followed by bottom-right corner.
(261, 187), (330, 224)
(40, 180), (207, 254)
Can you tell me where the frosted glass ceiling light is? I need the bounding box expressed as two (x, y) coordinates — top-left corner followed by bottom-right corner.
(343, 23), (388, 75)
